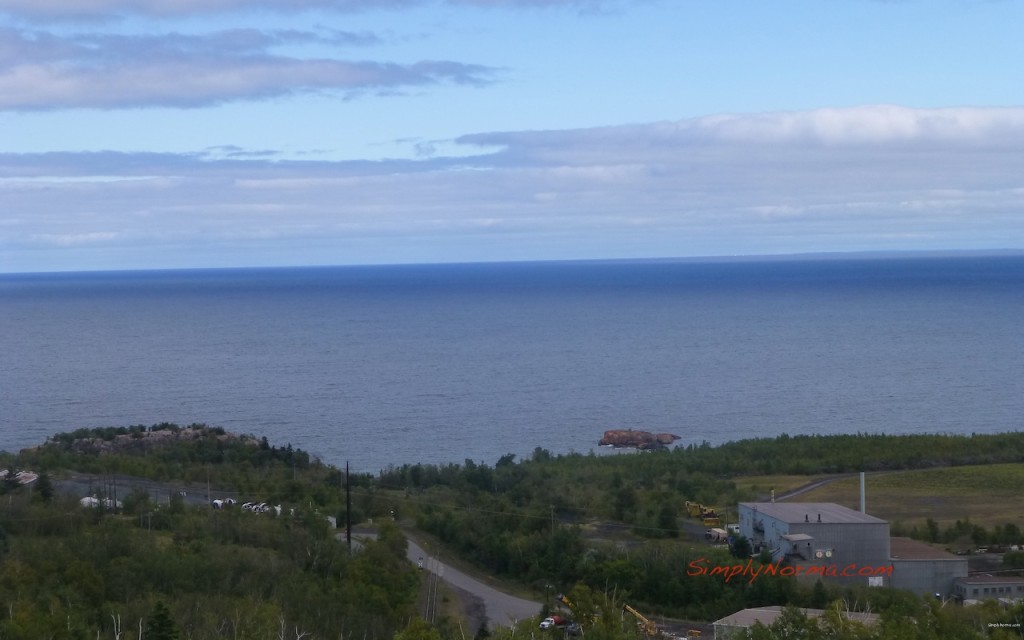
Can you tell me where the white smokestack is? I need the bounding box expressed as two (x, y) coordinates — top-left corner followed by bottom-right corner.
(860, 472), (866, 513)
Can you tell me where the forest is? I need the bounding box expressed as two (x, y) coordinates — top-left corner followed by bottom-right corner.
(3, 425), (1024, 639)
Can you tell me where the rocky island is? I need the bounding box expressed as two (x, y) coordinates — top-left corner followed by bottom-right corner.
(598, 429), (680, 450)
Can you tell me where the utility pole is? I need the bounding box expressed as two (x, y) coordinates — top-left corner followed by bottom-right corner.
(345, 462), (352, 554)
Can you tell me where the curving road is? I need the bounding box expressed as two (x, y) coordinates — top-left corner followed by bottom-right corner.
(344, 528), (541, 628)
(405, 537), (542, 628)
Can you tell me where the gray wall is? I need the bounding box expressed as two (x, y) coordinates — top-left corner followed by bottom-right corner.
(891, 559), (967, 598)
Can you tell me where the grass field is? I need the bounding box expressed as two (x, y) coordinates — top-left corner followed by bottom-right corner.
(731, 474), (837, 500)
(740, 463), (1024, 530)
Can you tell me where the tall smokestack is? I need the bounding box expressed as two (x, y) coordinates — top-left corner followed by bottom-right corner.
(860, 472), (866, 513)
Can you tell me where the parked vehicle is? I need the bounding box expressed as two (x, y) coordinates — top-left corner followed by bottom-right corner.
(540, 616), (568, 630)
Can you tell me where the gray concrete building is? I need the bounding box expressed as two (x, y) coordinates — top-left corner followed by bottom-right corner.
(889, 537), (967, 598)
(738, 502), (892, 587)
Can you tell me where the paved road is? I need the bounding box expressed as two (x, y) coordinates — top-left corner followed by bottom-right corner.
(346, 528), (541, 628)
(405, 537), (542, 628)
(56, 472), (237, 506)
(772, 473), (856, 501)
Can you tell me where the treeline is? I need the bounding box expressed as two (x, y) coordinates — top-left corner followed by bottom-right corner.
(894, 517), (1023, 549)
(0, 487), (417, 639)
(382, 432), (1024, 498)
(675, 431), (1024, 476)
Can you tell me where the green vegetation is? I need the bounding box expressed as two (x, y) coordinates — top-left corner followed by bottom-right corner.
(4, 427), (1024, 639)
(0, 424), (414, 639)
(787, 463), (1024, 533)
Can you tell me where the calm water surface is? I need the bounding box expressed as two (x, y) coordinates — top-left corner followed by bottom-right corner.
(2, 256), (1022, 472)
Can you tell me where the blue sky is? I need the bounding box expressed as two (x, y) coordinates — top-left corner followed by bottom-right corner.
(1, 0), (1022, 273)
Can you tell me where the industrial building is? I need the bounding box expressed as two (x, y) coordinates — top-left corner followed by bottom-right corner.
(738, 502), (892, 586)
(737, 502), (967, 595)
(712, 605), (879, 639)
(889, 537), (967, 597)
(953, 575), (1024, 604)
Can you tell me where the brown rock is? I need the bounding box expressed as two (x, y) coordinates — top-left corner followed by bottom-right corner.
(599, 429), (680, 449)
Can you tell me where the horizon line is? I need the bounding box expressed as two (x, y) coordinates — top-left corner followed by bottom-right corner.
(3, 247), (1024, 278)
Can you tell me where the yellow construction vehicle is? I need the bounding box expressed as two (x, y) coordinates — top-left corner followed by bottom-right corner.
(623, 604), (659, 637)
(685, 501), (704, 518)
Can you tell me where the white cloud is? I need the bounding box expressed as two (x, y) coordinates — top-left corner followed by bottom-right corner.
(689, 105), (1024, 146)
(0, 0), (622, 20)
(29, 230), (119, 246)
(1, 105), (1022, 270)
(0, 28), (497, 110)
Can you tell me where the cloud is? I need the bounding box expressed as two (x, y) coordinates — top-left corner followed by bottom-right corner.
(0, 28), (496, 110)
(456, 105), (1024, 164)
(0, 0), (623, 20)
(1, 105), (1022, 269)
(0, 0), (414, 20)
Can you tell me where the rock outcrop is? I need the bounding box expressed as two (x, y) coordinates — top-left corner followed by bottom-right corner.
(598, 429), (680, 450)
(48, 425), (258, 457)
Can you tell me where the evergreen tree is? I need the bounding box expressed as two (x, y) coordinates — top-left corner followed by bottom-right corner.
(810, 580), (828, 609)
(34, 472), (55, 503)
(145, 601), (179, 640)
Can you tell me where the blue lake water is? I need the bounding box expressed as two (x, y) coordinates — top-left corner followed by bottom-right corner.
(2, 255), (1022, 472)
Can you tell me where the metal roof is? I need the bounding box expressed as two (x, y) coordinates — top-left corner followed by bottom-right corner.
(714, 606), (879, 628)
(955, 575), (1024, 585)
(740, 502), (887, 525)
(889, 537), (960, 561)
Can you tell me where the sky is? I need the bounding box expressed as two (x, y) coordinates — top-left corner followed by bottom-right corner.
(1, 0), (1023, 273)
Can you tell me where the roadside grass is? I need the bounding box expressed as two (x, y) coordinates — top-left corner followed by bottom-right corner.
(754, 463), (1024, 529)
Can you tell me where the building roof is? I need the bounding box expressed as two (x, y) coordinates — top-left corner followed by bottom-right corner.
(889, 537), (960, 561)
(714, 606), (879, 629)
(955, 574), (1024, 585)
(740, 502), (887, 525)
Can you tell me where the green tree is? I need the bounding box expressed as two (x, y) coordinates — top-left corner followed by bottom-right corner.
(810, 580), (828, 609)
(145, 601), (179, 640)
(656, 502), (679, 538)
(730, 535), (752, 559)
(33, 472), (55, 503)
(394, 618), (442, 640)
